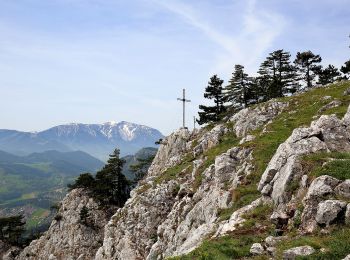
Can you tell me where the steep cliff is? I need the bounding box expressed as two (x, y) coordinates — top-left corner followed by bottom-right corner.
(16, 189), (111, 260)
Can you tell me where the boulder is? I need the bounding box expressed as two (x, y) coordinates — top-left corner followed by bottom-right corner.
(283, 246), (315, 260)
(239, 134), (255, 144)
(265, 236), (287, 247)
(304, 175), (340, 201)
(315, 200), (347, 226)
(318, 100), (342, 114)
(343, 87), (350, 96)
(250, 243), (265, 255)
(335, 180), (350, 199)
(343, 254), (350, 260)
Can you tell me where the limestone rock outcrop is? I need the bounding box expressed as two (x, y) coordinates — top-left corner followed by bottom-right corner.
(258, 112), (350, 205)
(16, 189), (109, 260)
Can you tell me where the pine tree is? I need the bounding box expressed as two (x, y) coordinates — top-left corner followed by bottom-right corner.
(79, 206), (90, 225)
(341, 60), (350, 79)
(197, 75), (226, 125)
(318, 64), (341, 85)
(68, 173), (95, 191)
(130, 155), (155, 183)
(257, 49), (297, 99)
(0, 215), (26, 246)
(224, 65), (255, 110)
(93, 149), (130, 207)
(294, 50), (322, 89)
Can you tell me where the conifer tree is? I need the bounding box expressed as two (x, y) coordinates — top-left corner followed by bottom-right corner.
(67, 173), (95, 191)
(0, 215), (26, 245)
(197, 75), (226, 125)
(93, 149), (130, 207)
(130, 155), (155, 183)
(224, 65), (255, 110)
(341, 60), (350, 79)
(79, 206), (90, 225)
(317, 64), (341, 85)
(257, 49), (297, 99)
(294, 50), (322, 89)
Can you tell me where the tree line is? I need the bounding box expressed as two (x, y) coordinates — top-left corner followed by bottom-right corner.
(68, 148), (154, 213)
(197, 49), (350, 125)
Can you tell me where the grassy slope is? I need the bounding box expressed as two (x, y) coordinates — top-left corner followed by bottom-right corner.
(165, 81), (350, 259)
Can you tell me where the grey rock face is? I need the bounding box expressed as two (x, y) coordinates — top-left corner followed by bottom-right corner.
(315, 200), (347, 226)
(258, 113), (350, 206)
(148, 128), (191, 176)
(17, 189), (109, 260)
(230, 101), (288, 137)
(283, 246), (315, 260)
(192, 124), (229, 157)
(147, 147), (254, 259)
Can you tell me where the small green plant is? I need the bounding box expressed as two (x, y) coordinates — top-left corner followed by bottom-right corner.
(54, 214), (63, 222)
(79, 206), (90, 226)
(285, 179), (300, 193)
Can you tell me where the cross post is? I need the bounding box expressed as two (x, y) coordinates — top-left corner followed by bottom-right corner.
(177, 89), (191, 128)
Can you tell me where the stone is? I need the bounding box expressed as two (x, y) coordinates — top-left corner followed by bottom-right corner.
(335, 180), (350, 199)
(304, 175), (340, 200)
(283, 246), (315, 260)
(192, 124), (229, 157)
(2, 247), (20, 260)
(250, 243), (265, 255)
(215, 197), (270, 236)
(148, 128), (191, 176)
(239, 134), (256, 144)
(345, 204), (350, 225)
(315, 200), (347, 226)
(318, 100), (342, 114)
(265, 236), (287, 247)
(343, 254), (350, 260)
(266, 246), (276, 256)
(343, 87), (350, 96)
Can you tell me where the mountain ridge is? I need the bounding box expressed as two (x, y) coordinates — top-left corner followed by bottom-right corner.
(0, 121), (163, 161)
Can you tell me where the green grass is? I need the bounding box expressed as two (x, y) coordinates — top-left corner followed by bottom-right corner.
(155, 153), (194, 184)
(26, 208), (50, 228)
(302, 152), (350, 181)
(168, 234), (262, 260)
(16, 162), (51, 173)
(218, 185), (260, 221)
(241, 204), (273, 229)
(274, 226), (350, 260)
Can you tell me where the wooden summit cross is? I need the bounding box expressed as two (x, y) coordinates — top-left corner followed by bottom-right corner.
(177, 89), (191, 129)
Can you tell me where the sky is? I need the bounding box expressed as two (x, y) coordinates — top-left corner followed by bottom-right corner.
(0, 0), (349, 135)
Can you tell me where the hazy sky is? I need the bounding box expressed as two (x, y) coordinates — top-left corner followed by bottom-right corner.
(0, 0), (349, 135)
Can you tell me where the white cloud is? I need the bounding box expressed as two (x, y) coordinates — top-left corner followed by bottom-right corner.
(151, 0), (287, 76)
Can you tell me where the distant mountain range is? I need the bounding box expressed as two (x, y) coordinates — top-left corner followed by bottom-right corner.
(0, 121), (164, 161)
